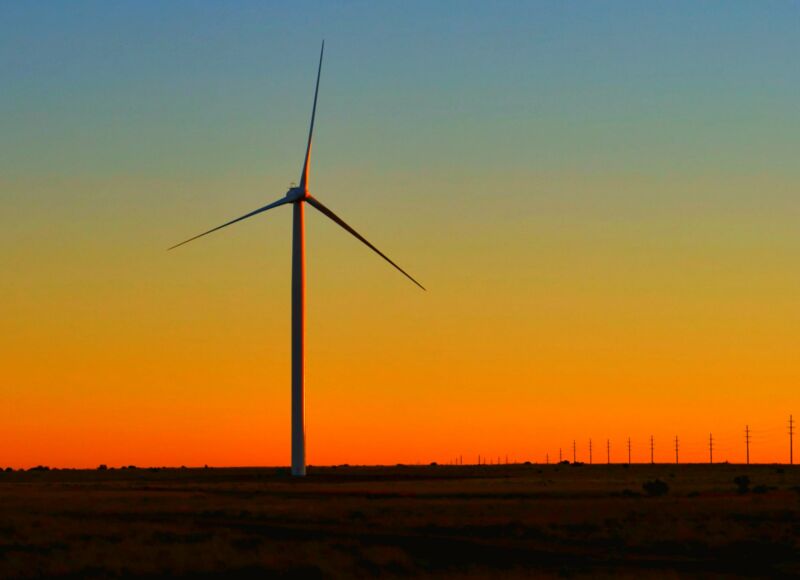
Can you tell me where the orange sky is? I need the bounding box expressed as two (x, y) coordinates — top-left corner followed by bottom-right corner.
(2, 171), (797, 468)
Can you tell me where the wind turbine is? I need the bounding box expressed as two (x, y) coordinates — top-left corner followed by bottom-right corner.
(169, 42), (425, 477)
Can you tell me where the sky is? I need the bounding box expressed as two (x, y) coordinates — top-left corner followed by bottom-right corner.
(1, 1), (798, 468)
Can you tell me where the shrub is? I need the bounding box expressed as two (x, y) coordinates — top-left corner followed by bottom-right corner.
(97, 464), (108, 471)
(734, 475), (750, 493)
(642, 479), (669, 497)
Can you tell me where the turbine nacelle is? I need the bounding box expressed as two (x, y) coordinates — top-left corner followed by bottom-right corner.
(285, 187), (309, 203)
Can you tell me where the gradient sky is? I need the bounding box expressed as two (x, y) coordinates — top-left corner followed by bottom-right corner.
(2, 1), (798, 468)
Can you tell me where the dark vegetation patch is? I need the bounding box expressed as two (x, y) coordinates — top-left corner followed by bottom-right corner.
(642, 479), (669, 496)
(734, 475), (751, 493)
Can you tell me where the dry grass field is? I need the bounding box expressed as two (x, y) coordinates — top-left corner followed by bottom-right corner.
(0, 463), (798, 578)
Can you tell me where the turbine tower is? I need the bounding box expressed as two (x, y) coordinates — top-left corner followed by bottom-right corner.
(169, 42), (425, 476)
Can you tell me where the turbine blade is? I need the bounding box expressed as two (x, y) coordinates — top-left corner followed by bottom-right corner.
(168, 197), (289, 250)
(307, 196), (426, 290)
(299, 41), (324, 190)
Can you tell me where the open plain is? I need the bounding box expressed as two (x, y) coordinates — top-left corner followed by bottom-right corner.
(0, 464), (798, 578)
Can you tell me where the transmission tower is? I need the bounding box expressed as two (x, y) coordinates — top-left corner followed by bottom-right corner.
(745, 425), (751, 465)
(674, 436), (679, 465)
(709, 433), (713, 465)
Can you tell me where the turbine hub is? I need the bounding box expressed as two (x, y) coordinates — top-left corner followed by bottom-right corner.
(286, 187), (308, 202)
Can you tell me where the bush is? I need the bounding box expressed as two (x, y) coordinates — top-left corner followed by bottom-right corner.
(97, 464), (108, 471)
(642, 479), (669, 497)
(734, 475), (750, 493)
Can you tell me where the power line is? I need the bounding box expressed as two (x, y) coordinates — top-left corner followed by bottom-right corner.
(519, 415), (794, 466)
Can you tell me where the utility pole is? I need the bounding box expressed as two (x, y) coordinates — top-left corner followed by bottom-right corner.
(674, 436), (679, 465)
(573, 440), (576, 463)
(607, 439), (611, 465)
(790, 415), (794, 466)
(650, 435), (654, 464)
(709, 433), (713, 465)
(589, 439), (593, 465)
(546, 452), (549, 465)
(745, 425), (750, 465)
(627, 437), (631, 465)
(559, 448), (562, 463)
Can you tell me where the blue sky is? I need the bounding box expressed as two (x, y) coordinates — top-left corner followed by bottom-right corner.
(3, 1), (799, 180)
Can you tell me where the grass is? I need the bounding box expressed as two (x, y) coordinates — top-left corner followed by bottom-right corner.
(0, 464), (798, 578)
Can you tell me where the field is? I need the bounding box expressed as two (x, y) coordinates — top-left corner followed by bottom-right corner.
(0, 464), (798, 578)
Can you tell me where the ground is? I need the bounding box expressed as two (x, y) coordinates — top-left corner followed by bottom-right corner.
(0, 464), (798, 578)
